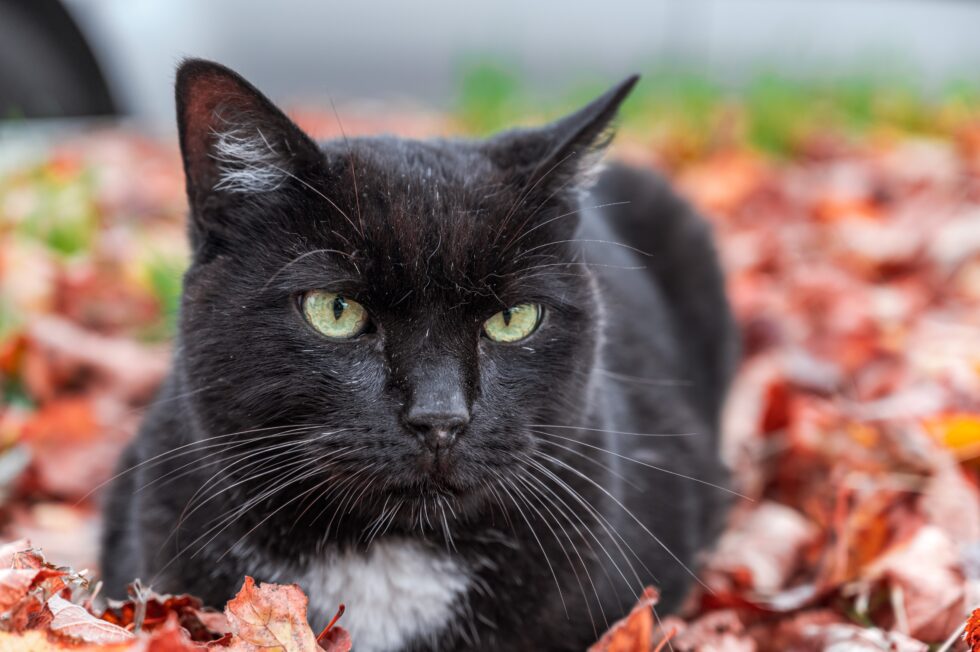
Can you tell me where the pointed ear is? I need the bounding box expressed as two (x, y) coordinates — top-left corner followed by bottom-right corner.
(175, 59), (320, 204)
(486, 74), (639, 192)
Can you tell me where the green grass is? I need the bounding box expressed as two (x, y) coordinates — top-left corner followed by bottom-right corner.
(453, 61), (980, 157)
(14, 166), (99, 257)
(454, 60), (525, 134)
(140, 252), (187, 341)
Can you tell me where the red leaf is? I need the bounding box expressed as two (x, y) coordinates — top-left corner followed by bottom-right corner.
(315, 604), (350, 652)
(224, 577), (318, 652)
(317, 627), (352, 652)
(0, 539), (32, 567)
(144, 613), (205, 652)
(589, 587), (658, 652)
(0, 568), (41, 611)
(965, 608), (980, 652)
(101, 584), (228, 642)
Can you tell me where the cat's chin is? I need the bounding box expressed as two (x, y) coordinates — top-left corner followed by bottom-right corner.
(378, 476), (497, 525)
(388, 476), (477, 502)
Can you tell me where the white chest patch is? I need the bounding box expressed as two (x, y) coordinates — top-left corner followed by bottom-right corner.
(299, 540), (470, 652)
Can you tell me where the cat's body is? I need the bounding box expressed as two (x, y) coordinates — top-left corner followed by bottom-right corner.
(101, 61), (737, 652)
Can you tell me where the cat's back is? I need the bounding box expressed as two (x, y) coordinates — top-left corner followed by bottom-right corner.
(574, 164), (737, 609)
(582, 162), (738, 428)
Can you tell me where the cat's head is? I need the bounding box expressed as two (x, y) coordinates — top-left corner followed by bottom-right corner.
(173, 59), (636, 539)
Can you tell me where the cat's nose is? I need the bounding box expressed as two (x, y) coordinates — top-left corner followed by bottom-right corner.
(403, 405), (469, 453)
(399, 354), (471, 453)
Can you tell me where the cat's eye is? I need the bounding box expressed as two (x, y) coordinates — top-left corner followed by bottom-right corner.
(302, 291), (370, 340)
(483, 303), (542, 343)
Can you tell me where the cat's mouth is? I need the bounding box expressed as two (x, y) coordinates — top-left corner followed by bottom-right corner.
(399, 471), (473, 498)
(386, 468), (482, 506)
(381, 478), (491, 529)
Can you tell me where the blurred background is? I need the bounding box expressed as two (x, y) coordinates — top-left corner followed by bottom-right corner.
(4, 0), (980, 123)
(2, 1), (980, 648)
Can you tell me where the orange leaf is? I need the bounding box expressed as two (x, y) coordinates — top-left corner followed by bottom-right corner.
(0, 569), (42, 611)
(0, 629), (130, 651)
(924, 413), (980, 460)
(315, 604), (350, 652)
(588, 587), (659, 652)
(224, 576), (318, 652)
(19, 398), (100, 446)
(964, 608), (980, 651)
(143, 613), (202, 652)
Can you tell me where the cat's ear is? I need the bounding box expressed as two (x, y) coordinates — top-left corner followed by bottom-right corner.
(486, 74), (639, 193)
(175, 59), (320, 204)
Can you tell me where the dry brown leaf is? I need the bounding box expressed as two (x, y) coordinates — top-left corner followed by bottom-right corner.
(965, 608), (980, 651)
(316, 626), (351, 652)
(224, 577), (318, 652)
(0, 540), (32, 568)
(0, 568), (42, 611)
(588, 587), (658, 652)
(707, 501), (817, 594)
(0, 630), (131, 652)
(142, 613), (204, 652)
(669, 611), (756, 652)
(314, 605), (350, 652)
(46, 595), (134, 646)
(26, 317), (168, 403)
(862, 525), (966, 642)
(801, 624), (928, 652)
(101, 586), (225, 642)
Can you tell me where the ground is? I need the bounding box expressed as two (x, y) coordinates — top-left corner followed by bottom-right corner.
(1, 93), (980, 650)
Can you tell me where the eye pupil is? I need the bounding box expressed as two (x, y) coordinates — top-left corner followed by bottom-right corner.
(502, 308), (512, 326)
(332, 296), (346, 320)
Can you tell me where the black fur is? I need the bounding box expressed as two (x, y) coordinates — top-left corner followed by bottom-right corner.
(101, 59), (738, 651)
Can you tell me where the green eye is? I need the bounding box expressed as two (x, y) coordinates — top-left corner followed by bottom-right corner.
(483, 303), (542, 343)
(302, 291), (370, 340)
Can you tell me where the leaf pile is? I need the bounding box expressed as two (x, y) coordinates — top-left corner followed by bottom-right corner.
(605, 127), (980, 648)
(0, 539), (349, 652)
(1, 100), (980, 650)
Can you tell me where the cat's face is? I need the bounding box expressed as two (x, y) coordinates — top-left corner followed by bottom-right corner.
(174, 60), (635, 537)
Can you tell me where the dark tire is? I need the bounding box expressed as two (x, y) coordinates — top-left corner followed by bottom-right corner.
(0, 0), (116, 119)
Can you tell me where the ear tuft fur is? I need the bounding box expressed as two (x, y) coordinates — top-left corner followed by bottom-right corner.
(175, 58), (316, 201)
(209, 119), (288, 193)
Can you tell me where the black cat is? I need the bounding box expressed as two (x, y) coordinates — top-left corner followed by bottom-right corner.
(101, 59), (738, 652)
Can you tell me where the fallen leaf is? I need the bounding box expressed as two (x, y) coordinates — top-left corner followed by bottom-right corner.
(965, 608), (980, 652)
(707, 501), (817, 594)
(588, 587), (658, 652)
(224, 577), (318, 652)
(316, 627), (351, 652)
(314, 605), (350, 652)
(102, 586), (226, 642)
(143, 613), (203, 652)
(47, 595), (134, 645)
(0, 629), (130, 652)
(669, 611), (756, 652)
(0, 540), (32, 567)
(25, 317), (168, 403)
(0, 568), (41, 611)
(802, 624), (928, 652)
(925, 413), (980, 461)
(862, 525), (966, 642)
